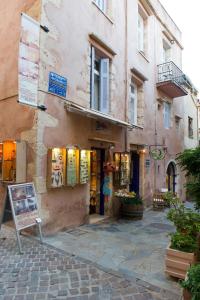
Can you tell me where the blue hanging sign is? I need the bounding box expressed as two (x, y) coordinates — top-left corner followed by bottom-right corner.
(48, 72), (67, 98)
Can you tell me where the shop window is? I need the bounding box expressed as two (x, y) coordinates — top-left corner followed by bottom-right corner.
(48, 148), (66, 188)
(114, 153), (130, 187)
(164, 102), (171, 129)
(91, 46), (110, 114)
(188, 117), (193, 138)
(0, 141), (26, 183)
(138, 4), (148, 56)
(80, 150), (90, 184)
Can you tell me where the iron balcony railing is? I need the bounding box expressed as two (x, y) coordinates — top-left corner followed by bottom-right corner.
(157, 61), (186, 86)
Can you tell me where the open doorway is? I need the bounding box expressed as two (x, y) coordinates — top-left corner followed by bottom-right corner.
(90, 148), (105, 216)
(130, 151), (140, 195)
(166, 162), (177, 193)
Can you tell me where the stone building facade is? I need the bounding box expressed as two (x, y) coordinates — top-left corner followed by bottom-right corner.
(0, 0), (199, 233)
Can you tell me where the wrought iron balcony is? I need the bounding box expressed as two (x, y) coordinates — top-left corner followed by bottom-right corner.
(157, 61), (188, 98)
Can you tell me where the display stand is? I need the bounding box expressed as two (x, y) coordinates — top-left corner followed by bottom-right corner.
(6, 183), (43, 254)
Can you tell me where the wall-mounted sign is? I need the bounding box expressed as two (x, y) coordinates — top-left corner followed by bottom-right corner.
(18, 14), (40, 107)
(48, 72), (67, 97)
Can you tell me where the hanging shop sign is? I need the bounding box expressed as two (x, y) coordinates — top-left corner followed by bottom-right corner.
(48, 72), (67, 98)
(150, 148), (166, 160)
(18, 14), (40, 107)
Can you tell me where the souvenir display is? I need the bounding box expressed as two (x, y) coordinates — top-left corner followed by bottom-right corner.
(80, 150), (90, 184)
(0, 144), (2, 181)
(50, 148), (66, 188)
(90, 151), (97, 214)
(67, 149), (79, 186)
(114, 152), (130, 186)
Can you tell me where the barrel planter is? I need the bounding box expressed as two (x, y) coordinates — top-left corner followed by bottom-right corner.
(117, 196), (144, 219)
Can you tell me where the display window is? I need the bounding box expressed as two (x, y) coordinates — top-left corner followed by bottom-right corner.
(48, 148), (66, 188)
(114, 152), (130, 186)
(0, 141), (26, 183)
(66, 149), (79, 186)
(80, 150), (90, 184)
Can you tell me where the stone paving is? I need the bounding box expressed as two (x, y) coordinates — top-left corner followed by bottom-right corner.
(0, 224), (182, 300)
(44, 209), (181, 294)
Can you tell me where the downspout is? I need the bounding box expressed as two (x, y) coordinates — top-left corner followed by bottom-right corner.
(124, 0), (128, 152)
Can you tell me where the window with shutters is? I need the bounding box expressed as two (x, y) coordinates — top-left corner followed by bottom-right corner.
(188, 117), (193, 138)
(130, 81), (138, 125)
(93, 0), (106, 13)
(91, 46), (110, 114)
(164, 102), (171, 129)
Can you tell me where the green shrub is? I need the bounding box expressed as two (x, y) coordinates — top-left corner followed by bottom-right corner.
(180, 264), (200, 300)
(170, 232), (198, 253)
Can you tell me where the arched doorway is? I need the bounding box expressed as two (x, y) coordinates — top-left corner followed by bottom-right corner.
(166, 162), (176, 193)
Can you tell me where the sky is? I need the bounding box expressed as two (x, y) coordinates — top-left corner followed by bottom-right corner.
(160, 0), (200, 94)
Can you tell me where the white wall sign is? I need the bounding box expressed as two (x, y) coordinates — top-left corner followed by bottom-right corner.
(18, 14), (40, 107)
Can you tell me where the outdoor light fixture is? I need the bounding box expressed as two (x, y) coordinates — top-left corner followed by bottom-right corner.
(37, 105), (47, 111)
(40, 25), (49, 33)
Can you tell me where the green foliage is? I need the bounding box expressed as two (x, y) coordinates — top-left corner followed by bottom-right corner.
(180, 264), (200, 300)
(165, 192), (200, 254)
(119, 195), (143, 205)
(176, 147), (200, 210)
(170, 232), (198, 253)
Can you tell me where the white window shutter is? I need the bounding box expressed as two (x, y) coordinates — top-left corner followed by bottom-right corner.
(91, 46), (95, 109)
(100, 58), (109, 113)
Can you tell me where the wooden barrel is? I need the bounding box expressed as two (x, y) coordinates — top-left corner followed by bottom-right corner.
(121, 203), (144, 219)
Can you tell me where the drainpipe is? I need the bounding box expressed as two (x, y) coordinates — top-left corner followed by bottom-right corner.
(124, 0), (128, 152)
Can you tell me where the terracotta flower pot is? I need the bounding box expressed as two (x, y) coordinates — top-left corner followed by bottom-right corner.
(165, 244), (197, 279)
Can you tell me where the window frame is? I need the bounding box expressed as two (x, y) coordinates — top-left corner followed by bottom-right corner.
(163, 102), (171, 129)
(90, 46), (110, 114)
(93, 0), (106, 13)
(129, 81), (138, 125)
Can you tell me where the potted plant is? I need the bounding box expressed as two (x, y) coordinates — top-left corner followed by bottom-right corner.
(115, 190), (144, 219)
(164, 193), (200, 279)
(180, 264), (200, 300)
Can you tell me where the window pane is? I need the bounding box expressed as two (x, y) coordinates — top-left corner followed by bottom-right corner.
(94, 73), (100, 110)
(138, 14), (144, 51)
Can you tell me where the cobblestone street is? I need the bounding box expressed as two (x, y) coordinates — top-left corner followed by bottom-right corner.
(0, 225), (181, 300)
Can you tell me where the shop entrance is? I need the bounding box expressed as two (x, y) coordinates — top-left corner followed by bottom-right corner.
(130, 151), (140, 195)
(90, 148), (105, 215)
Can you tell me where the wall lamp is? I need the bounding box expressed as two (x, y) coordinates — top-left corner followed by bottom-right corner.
(37, 104), (47, 111)
(40, 25), (49, 33)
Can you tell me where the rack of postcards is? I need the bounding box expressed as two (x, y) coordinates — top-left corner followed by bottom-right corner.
(113, 152), (130, 187)
(47, 148), (91, 188)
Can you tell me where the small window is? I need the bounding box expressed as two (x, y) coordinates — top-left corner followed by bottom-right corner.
(94, 0), (106, 13)
(188, 117), (193, 138)
(129, 81), (138, 125)
(164, 102), (171, 129)
(91, 47), (110, 113)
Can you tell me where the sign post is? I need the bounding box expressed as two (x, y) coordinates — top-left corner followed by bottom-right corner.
(7, 182), (43, 253)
